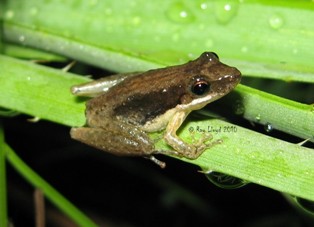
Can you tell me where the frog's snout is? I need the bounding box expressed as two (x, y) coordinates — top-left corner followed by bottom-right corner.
(230, 66), (242, 84)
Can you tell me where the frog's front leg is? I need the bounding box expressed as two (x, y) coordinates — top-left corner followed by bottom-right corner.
(164, 111), (219, 159)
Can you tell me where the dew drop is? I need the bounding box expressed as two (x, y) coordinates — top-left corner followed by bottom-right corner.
(200, 2), (208, 10)
(79, 45), (85, 50)
(205, 39), (214, 48)
(292, 48), (299, 54)
(5, 10), (14, 19)
(198, 23), (206, 30)
(172, 33), (180, 42)
(264, 122), (273, 133)
(233, 100), (244, 115)
(296, 198), (314, 214)
(203, 170), (249, 189)
(290, 196), (314, 214)
(224, 4), (231, 11)
(269, 14), (284, 30)
(30, 7), (38, 16)
(19, 35), (25, 42)
(105, 8), (112, 15)
(241, 46), (248, 53)
(89, 0), (98, 6)
(255, 114), (261, 122)
(214, 1), (239, 24)
(132, 16), (141, 26)
(166, 2), (195, 23)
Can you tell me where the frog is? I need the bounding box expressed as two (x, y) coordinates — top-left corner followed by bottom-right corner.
(70, 52), (241, 168)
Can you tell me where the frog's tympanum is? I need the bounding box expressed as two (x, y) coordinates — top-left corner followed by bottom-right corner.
(70, 52), (241, 168)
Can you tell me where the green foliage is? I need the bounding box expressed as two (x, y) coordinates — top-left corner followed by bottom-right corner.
(1, 0), (314, 225)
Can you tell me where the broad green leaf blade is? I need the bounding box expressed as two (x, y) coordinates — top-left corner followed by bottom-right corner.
(0, 54), (313, 201)
(3, 23), (161, 73)
(3, 0), (314, 81)
(0, 54), (87, 126)
(152, 119), (314, 201)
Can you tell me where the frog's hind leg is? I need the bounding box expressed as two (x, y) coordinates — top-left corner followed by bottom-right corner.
(71, 127), (166, 168)
(71, 126), (152, 154)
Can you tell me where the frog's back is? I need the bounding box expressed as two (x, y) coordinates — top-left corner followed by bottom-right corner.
(86, 65), (189, 127)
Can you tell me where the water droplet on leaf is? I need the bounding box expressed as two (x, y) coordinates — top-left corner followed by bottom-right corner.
(30, 7), (38, 16)
(233, 100), (244, 115)
(214, 1), (239, 24)
(19, 35), (26, 42)
(241, 46), (248, 53)
(203, 170), (249, 189)
(166, 2), (195, 23)
(5, 10), (14, 19)
(269, 14), (284, 30)
(264, 122), (273, 132)
(205, 39), (214, 48)
(290, 196), (314, 215)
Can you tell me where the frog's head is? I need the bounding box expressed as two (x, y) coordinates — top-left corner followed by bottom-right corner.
(180, 52), (241, 110)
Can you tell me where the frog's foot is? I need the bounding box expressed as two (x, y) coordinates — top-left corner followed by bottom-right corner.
(194, 133), (222, 152)
(164, 131), (222, 159)
(146, 156), (166, 168)
(181, 133), (223, 159)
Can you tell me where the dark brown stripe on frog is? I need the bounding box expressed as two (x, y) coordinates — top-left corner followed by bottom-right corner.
(113, 85), (185, 125)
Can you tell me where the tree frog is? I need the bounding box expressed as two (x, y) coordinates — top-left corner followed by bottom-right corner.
(70, 52), (241, 168)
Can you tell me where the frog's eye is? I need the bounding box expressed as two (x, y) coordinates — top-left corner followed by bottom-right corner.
(191, 78), (210, 96)
(203, 52), (219, 60)
(210, 52), (219, 60)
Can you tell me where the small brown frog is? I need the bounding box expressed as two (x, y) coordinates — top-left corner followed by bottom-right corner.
(70, 52), (241, 167)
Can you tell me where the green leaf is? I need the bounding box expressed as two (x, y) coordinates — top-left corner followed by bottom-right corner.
(0, 54), (88, 126)
(3, 0), (314, 80)
(3, 43), (67, 61)
(1, 0), (314, 208)
(1, 54), (313, 202)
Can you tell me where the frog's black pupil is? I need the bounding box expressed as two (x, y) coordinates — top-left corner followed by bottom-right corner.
(192, 80), (210, 95)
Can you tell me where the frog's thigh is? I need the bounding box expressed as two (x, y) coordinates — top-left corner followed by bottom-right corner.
(70, 127), (154, 156)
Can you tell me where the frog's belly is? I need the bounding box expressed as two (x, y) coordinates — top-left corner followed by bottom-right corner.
(141, 108), (176, 132)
